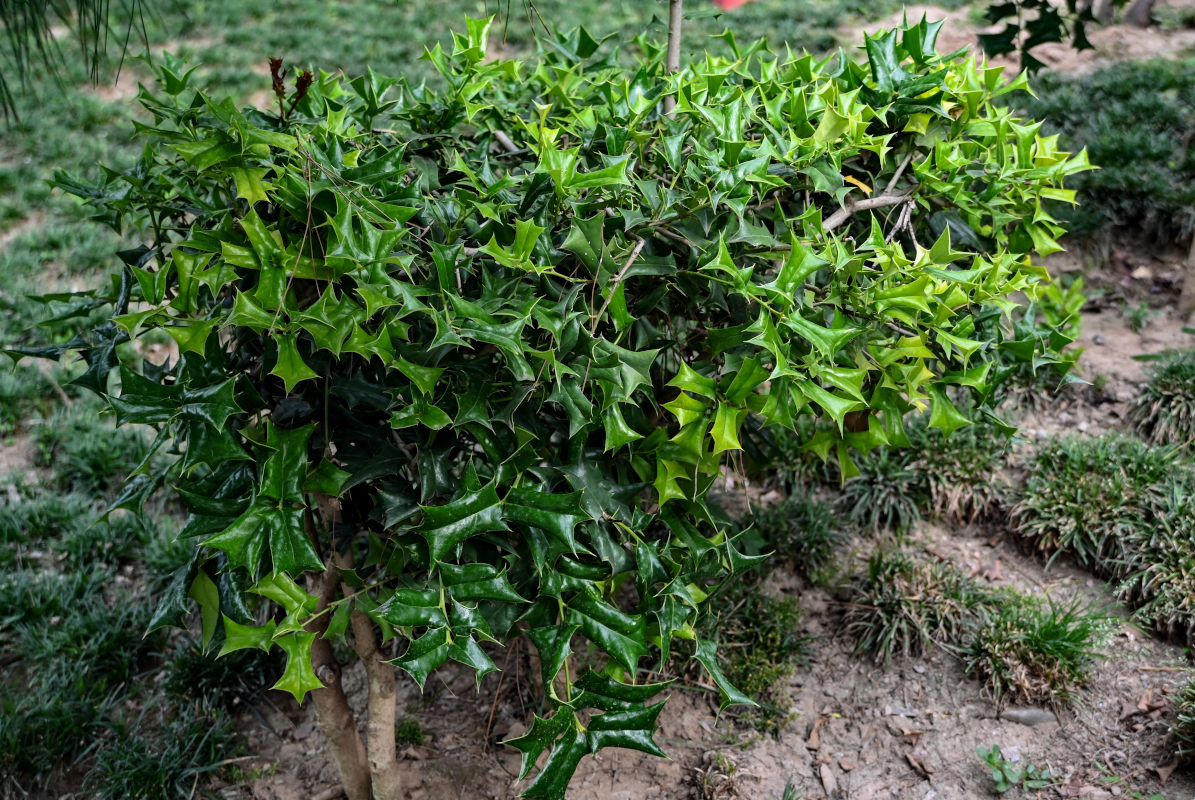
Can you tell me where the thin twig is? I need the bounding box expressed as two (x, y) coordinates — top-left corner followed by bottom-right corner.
(590, 236), (646, 334)
(493, 130), (519, 154)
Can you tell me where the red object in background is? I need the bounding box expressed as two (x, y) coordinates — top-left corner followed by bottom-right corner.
(713, 0), (758, 9)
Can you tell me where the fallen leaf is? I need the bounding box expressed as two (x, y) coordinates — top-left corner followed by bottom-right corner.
(906, 752), (934, 778)
(806, 716), (822, 751)
(1155, 760), (1178, 785)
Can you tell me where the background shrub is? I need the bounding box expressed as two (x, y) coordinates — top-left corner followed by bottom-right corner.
(1020, 60), (1195, 248)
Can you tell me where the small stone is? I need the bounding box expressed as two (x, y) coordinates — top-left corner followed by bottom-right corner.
(1000, 707), (1057, 726)
(1077, 421), (1090, 433)
(1093, 334), (1108, 345)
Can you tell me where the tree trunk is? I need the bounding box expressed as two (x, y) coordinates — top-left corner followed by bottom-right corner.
(1179, 234), (1195, 318)
(349, 610), (404, 800)
(663, 0), (683, 117)
(1091, 0), (1116, 23)
(1123, 0), (1157, 27)
(309, 565), (372, 800)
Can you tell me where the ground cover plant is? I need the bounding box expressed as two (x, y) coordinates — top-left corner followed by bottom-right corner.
(1130, 348), (1195, 449)
(846, 549), (998, 662)
(964, 596), (1109, 707)
(0, 430), (245, 797)
(11, 11), (1093, 800)
(1011, 433), (1195, 644)
(1172, 679), (1195, 760)
(1010, 434), (1175, 569)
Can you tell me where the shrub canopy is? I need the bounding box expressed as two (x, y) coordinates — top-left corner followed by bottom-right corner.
(24, 18), (1086, 797)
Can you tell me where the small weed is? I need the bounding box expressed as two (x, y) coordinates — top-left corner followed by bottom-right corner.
(1130, 349), (1195, 449)
(838, 448), (927, 536)
(1124, 301), (1156, 333)
(395, 717), (426, 747)
(978, 745), (1058, 794)
(965, 597), (1109, 708)
(846, 550), (996, 664)
(714, 589), (812, 735)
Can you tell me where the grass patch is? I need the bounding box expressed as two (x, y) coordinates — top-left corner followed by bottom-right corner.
(1130, 350), (1195, 449)
(838, 448), (927, 536)
(910, 422), (1011, 524)
(751, 496), (849, 580)
(1010, 435), (1177, 570)
(1171, 679), (1195, 760)
(715, 589), (812, 735)
(1115, 485), (1195, 644)
(87, 701), (243, 800)
(846, 550), (997, 664)
(964, 597), (1109, 708)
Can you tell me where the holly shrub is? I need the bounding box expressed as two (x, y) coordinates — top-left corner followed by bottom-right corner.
(16, 17), (1087, 799)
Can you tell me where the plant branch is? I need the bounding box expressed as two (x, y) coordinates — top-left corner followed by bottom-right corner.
(823, 191), (914, 232)
(590, 235), (646, 334)
(663, 0), (683, 117)
(307, 562), (372, 800)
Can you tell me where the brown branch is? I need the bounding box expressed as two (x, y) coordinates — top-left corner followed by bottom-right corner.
(348, 606), (403, 800)
(307, 563), (372, 800)
(492, 129), (519, 154)
(823, 191), (913, 232)
(823, 152), (917, 232)
(590, 236), (646, 334)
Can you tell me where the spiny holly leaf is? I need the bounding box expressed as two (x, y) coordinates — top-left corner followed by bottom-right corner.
(392, 626), (451, 690)
(272, 632), (323, 703)
(416, 483), (508, 560)
(565, 587), (648, 673)
(377, 588), (448, 628)
(440, 562), (526, 603)
(528, 623), (581, 693)
(694, 637), (757, 712)
(508, 672), (670, 799)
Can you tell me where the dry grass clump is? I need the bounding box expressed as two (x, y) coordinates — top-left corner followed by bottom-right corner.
(1130, 349), (1195, 449)
(964, 598), (1110, 708)
(846, 550), (997, 663)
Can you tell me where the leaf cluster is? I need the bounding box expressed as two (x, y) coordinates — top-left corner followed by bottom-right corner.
(19, 16), (1087, 797)
(1020, 59), (1195, 248)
